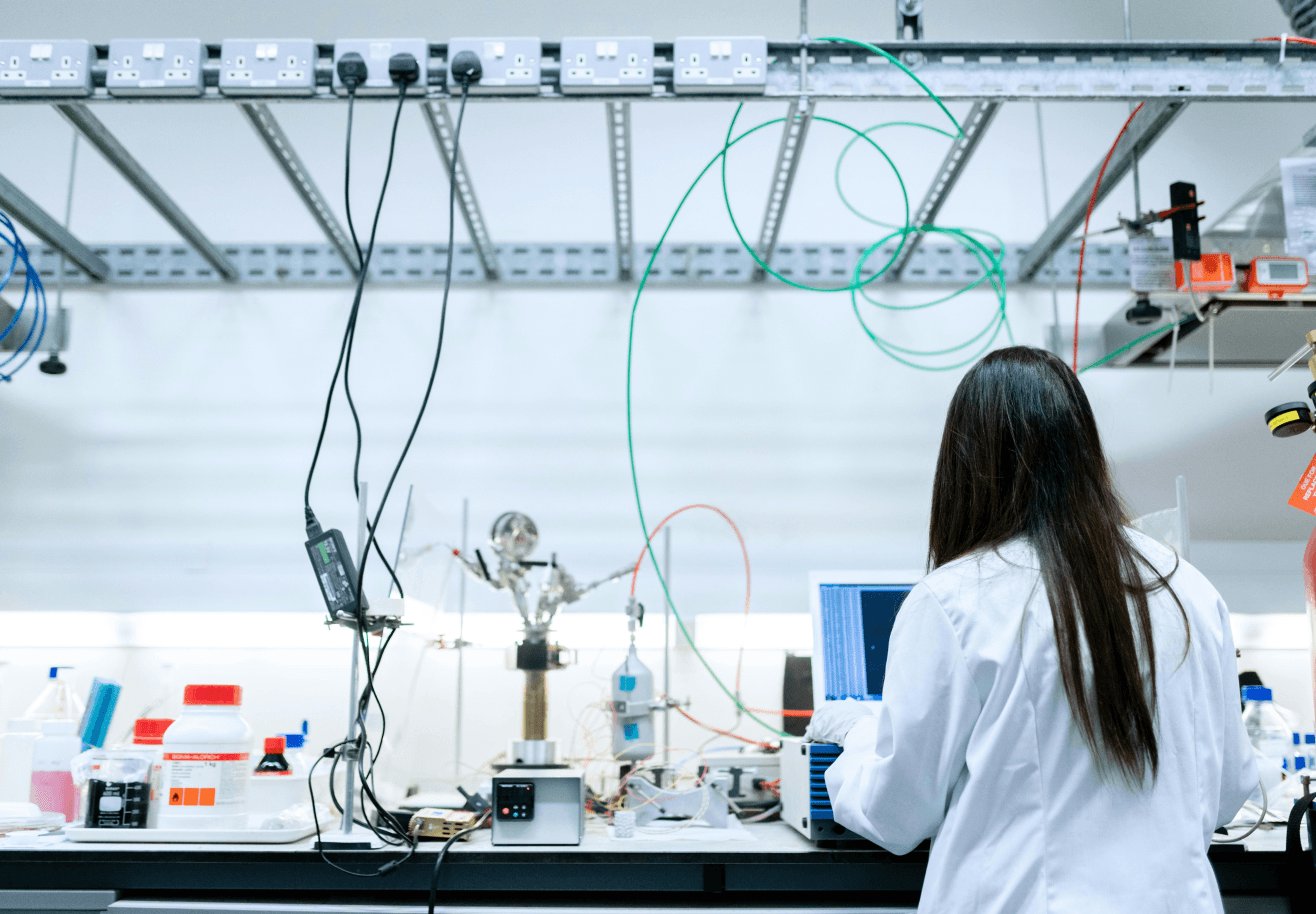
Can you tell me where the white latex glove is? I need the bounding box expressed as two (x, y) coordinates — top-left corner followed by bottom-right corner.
(804, 699), (877, 745)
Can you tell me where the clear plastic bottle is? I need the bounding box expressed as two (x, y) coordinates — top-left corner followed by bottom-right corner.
(1242, 686), (1291, 768)
(0, 720), (41, 803)
(24, 667), (85, 723)
(30, 719), (82, 822)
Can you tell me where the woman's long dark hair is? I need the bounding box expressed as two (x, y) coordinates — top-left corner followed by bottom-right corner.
(929, 346), (1186, 786)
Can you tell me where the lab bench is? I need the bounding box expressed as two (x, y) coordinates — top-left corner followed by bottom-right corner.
(0, 821), (1298, 912)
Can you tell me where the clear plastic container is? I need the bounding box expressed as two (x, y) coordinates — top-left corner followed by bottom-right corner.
(30, 720), (81, 822)
(1242, 686), (1291, 767)
(0, 720), (41, 803)
(158, 685), (253, 831)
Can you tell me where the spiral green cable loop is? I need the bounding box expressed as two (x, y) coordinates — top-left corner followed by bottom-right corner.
(626, 39), (1013, 738)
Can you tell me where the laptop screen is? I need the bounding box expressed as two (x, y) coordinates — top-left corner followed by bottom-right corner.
(817, 583), (912, 701)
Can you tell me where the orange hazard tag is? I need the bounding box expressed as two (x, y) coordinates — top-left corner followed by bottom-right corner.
(1290, 452), (1316, 514)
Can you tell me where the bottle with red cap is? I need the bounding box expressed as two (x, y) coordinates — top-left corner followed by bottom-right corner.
(253, 737), (291, 776)
(131, 718), (173, 827)
(157, 685), (253, 831)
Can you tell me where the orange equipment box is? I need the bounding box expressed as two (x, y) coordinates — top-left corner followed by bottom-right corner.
(1174, 253), (1235, 292)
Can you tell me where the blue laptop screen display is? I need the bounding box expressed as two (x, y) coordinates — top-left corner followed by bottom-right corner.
(818, 584), (912, 700)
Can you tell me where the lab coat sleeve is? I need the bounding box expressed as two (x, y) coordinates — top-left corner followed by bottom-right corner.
(1214, 596), (1257, 828)
(824, 583), (981, 855)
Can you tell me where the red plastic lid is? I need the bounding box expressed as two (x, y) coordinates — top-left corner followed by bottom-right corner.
(132, 718), (174, 744)
(264, 736), (286, 755)
(183, 684), (243, 706)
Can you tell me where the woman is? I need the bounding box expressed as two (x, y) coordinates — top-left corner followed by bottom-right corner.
(810, 346), (1256, 913)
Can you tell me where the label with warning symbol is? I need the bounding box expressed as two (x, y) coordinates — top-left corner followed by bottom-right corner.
(161, 751), (249, 810)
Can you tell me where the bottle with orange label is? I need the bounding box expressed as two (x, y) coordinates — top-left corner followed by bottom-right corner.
(157, 685), (253, 830)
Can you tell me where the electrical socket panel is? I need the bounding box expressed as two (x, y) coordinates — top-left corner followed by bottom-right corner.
(106, 38), (205, 96)
(0, 40), (93, 97)
(447, 38), (541, 95)
(332, 39), (428, 96)
(219, 39), (316, 96)
(672, 37), (767, 94)
(559, 37), (654, 94)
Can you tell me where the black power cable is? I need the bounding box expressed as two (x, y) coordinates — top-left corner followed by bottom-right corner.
(306, 50), (483, 879)
(303, 55), (405, 599)
(304, 52), (426, 875)
(428, 809), (491, 914)
(346, 54), (483, 837)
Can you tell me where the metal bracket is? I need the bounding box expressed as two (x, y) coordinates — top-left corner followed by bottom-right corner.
(54, 102), (239, 282)
(1018, 99), (1187, 282)
(896, 0), (925, 40)
(605, 102), (634, 281)
(0, 170), (109, 281)
(421, 100), (500, 281)
(889, 100), (1000, 279)
(754, 96), (814, 280)
(237, 102), (358, 274)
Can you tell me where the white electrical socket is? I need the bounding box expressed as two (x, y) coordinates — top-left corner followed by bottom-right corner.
(673, 36), (768, 94)
(0, 39), (92, 97)
(447, 37), (542, 95)
(559, 36), (654, 94)
(107, 38), (204, 96)
(220, 39), (316, 96)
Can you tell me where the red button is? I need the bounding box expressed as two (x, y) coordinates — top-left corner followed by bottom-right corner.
(502, 808), (509, 815)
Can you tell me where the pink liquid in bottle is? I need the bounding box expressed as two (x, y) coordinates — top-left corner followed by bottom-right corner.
(30, 770), (76, 822)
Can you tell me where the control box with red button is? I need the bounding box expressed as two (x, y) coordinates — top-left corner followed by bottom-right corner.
(495, 782), (535, 821)
(491, 769), (584, 845)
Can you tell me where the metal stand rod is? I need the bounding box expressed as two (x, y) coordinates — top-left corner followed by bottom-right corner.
(455, 496), (468, 780)
(1034, 102), (1062, 353)
(662, 525), (671, 768)
(339, 481), (368, 836)
(1124, 0), (1142, 216)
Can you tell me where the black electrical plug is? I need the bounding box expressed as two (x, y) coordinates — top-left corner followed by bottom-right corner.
(337, 52), (368, 90)
(388, 52), (420, 86)
(449, 50), (482, 86)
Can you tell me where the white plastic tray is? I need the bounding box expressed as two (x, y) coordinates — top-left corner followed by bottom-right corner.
(65, 815), (316, 844)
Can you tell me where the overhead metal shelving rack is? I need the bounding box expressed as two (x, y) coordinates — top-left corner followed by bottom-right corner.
(1, 37), (1314, 289)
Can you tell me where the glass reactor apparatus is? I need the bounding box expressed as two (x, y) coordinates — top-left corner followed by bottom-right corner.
(454, 512), (631, 766)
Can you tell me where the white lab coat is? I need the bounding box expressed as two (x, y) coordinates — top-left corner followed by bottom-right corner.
(826, 531), (1256, 914)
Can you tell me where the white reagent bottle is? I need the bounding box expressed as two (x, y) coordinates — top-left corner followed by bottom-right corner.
(158, 685), (253, 831)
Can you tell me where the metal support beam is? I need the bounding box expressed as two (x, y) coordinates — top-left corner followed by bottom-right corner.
(237, 102), (359, 274)
(0, 171), (109, 281)
(1017, 98), (1187, 282)
(889, 100), (1000, 279)
(605, 102), (634, 281)
(54, 103), (239, 281)
(421, 101), (500, 281)
(754, 95), (814, 280)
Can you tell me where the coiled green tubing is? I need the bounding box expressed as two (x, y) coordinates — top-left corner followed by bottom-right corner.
(626, 38), (1015, 738)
